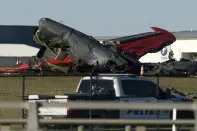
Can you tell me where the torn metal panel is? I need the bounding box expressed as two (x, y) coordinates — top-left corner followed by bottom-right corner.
(144, 59), (197, 76)
(35, 18), (128, 66)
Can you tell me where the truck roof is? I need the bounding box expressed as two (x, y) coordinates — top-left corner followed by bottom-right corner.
(81, 74), (150, 81)
(96, 73), (136, 76)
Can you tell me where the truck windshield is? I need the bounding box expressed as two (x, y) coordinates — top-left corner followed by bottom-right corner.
(121, 80), (158, 97)
(78, 79), (115, 96)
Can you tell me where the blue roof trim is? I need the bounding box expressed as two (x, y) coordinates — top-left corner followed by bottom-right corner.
(0, 25), (41, 48)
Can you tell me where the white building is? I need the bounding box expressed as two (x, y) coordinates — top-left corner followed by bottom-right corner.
(0, 26), (40, 67)
(0, 44), (39, 57)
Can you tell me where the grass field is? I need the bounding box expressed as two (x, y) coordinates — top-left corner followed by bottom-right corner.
(0, 76), (197, 129)
(0, 76), (81, 100)
(0, 76), (196, 101)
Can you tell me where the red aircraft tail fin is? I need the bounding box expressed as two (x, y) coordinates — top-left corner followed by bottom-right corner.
(151, 27), (169, 33)
(113, 27), (176, 59)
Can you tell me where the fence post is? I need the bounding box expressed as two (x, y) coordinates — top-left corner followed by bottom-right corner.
(172, 108), (177, 131)
(78, 125), (84, 131)
(27, 102), (39, 131)
(125, 125), (131, 131)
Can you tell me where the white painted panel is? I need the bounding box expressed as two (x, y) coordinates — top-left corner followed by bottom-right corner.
(139, 52), (161, 63)
(0, 44), (39, 56)
(140, 40), (197, 63)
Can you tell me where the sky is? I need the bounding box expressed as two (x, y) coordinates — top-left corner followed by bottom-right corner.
(0, 0), (197, 36)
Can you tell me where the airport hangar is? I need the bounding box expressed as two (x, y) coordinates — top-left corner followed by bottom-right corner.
(0, 25), (197, 67)
(0, 26), (39, 67)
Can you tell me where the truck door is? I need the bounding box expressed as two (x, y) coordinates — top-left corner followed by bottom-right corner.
(119, 79), (170, 119)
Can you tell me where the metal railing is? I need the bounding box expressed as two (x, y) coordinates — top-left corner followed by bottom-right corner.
(0, 101), (196, 131)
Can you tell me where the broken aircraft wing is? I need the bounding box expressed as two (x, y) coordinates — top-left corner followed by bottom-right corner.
(104, 27), (176, 59)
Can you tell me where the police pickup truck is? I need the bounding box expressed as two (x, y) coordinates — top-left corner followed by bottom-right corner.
(28, 74), (193, 119)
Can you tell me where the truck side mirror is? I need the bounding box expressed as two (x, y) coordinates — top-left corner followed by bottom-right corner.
(165, 88), (172, 98)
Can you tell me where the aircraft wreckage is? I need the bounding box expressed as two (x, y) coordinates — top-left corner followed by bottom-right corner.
(32, 18), (176, 74)
(3, 18), (192, 76)
(144, 59), (197, 77)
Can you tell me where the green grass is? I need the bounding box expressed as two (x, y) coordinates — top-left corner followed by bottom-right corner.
(24, 76), (81, 95)
(0, 76), (81, 100)
(0, 76), (82, 129)
(0, 76), (82, 119)
(0, 76), (197, 102)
